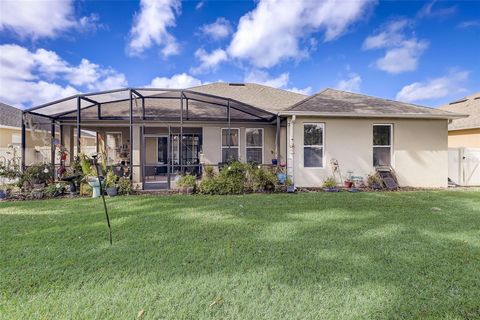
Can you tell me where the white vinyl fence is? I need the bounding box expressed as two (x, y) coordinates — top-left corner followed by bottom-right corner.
(448, 147), (480, 186)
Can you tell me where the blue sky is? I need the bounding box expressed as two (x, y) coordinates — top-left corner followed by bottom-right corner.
(0, 0), (479, 109)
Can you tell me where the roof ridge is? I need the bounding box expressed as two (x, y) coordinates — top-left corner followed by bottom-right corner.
(286, 88), (329, 111)
(323, 88), (451, 113)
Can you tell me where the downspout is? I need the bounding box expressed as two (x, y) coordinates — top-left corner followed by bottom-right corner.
(287, 115), (296, 183)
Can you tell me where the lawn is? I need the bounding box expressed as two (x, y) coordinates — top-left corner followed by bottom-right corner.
(1, 191), (479, 319)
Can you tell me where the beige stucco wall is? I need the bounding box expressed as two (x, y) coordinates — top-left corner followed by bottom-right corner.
(447, 128), (480, 148)
(288, 116), (448, 188)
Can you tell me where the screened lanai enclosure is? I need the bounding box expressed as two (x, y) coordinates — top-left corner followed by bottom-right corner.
(22, 88), (283, 190)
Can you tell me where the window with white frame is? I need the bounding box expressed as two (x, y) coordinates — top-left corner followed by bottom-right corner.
(245, 128), (263, 164)
(303, 123), (324, 167)
(221, 128), (239, 162)
(373, 124), (392, 167)
(11, 133), (21, 146)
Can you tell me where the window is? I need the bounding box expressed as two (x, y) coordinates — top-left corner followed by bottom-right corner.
(221, 128), (239, 162)
(11, 133), (21, 146)
(373, 124), (392, 167)
(303, 123), (324, 167)
(246, 128), (263, 164)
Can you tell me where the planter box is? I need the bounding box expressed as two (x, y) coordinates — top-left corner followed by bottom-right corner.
(323, 187), (340, 192)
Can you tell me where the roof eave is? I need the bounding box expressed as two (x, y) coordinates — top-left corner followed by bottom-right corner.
(277, 111), (468, 120)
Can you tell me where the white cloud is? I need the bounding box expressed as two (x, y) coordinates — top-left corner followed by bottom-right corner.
(457, 20), (480, 28)
(228, 0), (375, 68)
(336, 72), (362, 92)
(418, 1), (456, 18)
(191, 48), (228, 74)
(285, 87), (312, 95)
(148, 73), (202, 88)
(0, 44), (127, 108)
(199, 17), (232, 40)
(363, 19), (428, 74)
(195, 1), (205, 10)
(243, 69), (311, 94)
(396, 70), (469, 102)
(362, 19), (410, 50)
(376, 39), (428, 74)
(244, 70), (289, 88)
(0, 0), (75, 39)
(127, 0), (181, 57)
(0, 0), (103, 39)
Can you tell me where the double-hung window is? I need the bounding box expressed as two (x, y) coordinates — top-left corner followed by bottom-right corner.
(245, 128), (263, 164)
(373, 124), (392, 167)
(221, 128), (239, 162)
(303, 123), (324, 168)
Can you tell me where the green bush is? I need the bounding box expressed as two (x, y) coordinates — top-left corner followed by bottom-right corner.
(196, 162), (279, 195)
(322, 177), (337, 188)
(251, 167), (278, 192)
(177, 174), (196, 189)
(19, 163), (53, 188)
(197, 178), (221, 195)
(117, 177), (133, 195)
(203, 166), (215, 179)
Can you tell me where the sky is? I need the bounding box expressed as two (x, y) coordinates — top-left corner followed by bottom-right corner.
(0, 0), (479, 109)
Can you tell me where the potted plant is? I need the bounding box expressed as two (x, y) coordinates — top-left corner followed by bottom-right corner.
(117, 177), (133, 195)
(323, 177), (339, 192)
(270, 150), (278, 165)
(105, 170), (118, 196)
(285, 177), (296, 193)
(343, 178), (353, 188)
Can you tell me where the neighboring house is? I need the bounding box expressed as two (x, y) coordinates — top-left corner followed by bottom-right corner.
(439, 92), (480, 148)
(439, 93), (480, 186)
(0, 102), (96, 166)
(21, 83), (464, 189)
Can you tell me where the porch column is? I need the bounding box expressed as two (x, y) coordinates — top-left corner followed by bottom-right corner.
(51, 120), (56, 179)
(129, 89), (133, 180)
(275, 116), (281, 162)
(180, 92), (184, 174)
(21, 112), (26, 170)
(76, 96), (81, 155)
(227, 99), (231, 154)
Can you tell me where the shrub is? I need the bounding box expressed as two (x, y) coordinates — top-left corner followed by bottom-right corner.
(105, 170), (118, 189)
(197, 162), (279, 195)
(45, 183), (67, 197)
(177, 174), (196, 189)
(117, 177), (133, 195)
(367, 172), (383, 188)
(251, 166), (278, 192)
(203, 166), (215, 179)
(322, 177), (337, 188)
(197, 178), (221, 195)
(19, 163), (53, 188)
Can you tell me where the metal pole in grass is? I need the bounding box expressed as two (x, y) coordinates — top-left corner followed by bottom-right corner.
(92, 154), (112, 245)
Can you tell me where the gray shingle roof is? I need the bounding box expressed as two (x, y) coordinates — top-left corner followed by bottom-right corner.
(189, 82), (308, 113)
(283, 88), (464, 119)
(0, 102), (22, 127)
(439, 92), (480, 130)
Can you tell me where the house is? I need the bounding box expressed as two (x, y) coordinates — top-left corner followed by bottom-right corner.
(439, 92), (480, 148)
(439, 93), (480, 186)
(20, 83), (464, 189)
(0, 102), (96, 166)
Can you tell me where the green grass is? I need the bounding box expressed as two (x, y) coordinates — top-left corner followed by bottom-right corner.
(1, 191), (479, 319)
